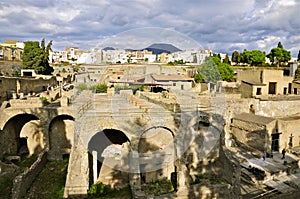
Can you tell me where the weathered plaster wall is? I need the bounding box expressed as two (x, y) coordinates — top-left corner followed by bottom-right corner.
(277, 118), (300, 151)
(20, 120), (44, 156)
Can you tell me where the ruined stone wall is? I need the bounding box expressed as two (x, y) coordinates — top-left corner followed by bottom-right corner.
(11, 151), (48, 199)
(240, 82), (254, 98)
(236, 70), (262, 83)
(0, 76), (57, 102)
(18, 76), (57, 94)
(0, 77), (17, 101)
(277, 118), (300, 150)
(230, 119), (275, 152)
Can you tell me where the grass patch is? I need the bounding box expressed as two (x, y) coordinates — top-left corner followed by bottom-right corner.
(15, 155), (38, 172)
(26, 158), (69, 198)
(0, 173), (16, 199)
(190, 174), (226, 185)
(141, 178), (174, 196)
(87, 183), (132, 199)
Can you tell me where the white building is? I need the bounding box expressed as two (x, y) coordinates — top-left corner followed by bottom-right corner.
(171, 50), (211, 64)
(150, 74), (194, 90)
(102, 49), (130, 64)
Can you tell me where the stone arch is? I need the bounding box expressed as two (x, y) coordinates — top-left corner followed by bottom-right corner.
(0, 113), (40, 160)
(138, 126), (176, 184)
(87, 129), (130, 189)
(48, 114), (75, 159)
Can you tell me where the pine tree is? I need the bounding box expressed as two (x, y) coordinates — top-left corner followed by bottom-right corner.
(22, 39), (53, 75)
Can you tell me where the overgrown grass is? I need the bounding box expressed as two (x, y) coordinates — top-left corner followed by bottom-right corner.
(141, 178), (174, 196)
(16, 155), (38, 172)
(87, 183), (132, 199)
(26, 158), (69, 198)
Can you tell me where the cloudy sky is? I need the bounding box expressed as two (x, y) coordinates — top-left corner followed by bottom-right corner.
(0, 0), (299, 56)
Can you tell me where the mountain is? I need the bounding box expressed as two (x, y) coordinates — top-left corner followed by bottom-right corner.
(102, 47), (115, 50)
(144, 43), (181, 54)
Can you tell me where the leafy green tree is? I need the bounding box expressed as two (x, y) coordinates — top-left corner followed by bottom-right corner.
(194, 73), (203, 83)
(22, 39), (53, 75)
(297, 50), (300, 61)
(223, 53), (231, 65)
(231, 51), (240, 64)
(217, 62), (235, 81)
(267, 42), (291, 65)
(196, 56), (234, 82)
(239, 49), (265, 66)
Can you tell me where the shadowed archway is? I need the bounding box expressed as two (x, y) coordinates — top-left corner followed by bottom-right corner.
(88, 129), (130, 189)
(0, 114), (40, 159)
(138, 126), (176, 185)
(48, 114), (75, 159)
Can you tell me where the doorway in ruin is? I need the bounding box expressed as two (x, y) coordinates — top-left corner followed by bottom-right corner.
(268, 82), (277, 95)
(88, 129), (130, 189)
(138, 126), (176, 184)
(0, 114), (40, 160)
(48, 115), (75, 159)
(271, 133), (280, 152)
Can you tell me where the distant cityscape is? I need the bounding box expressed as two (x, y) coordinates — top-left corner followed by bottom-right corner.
(1, 38), (300, 199)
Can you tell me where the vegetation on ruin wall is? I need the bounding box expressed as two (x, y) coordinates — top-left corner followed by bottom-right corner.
(141, 178), (174, 196)
(190, 174), (226, 185)
(87, 183), (132, 199)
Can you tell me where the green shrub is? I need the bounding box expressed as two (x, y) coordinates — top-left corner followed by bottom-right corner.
(77, 83), (88, 92)
(88, 183), (107, 196)
(39, 96), (48, 102)
(95, 84), (108, 93)
(142, 178), (174, 196)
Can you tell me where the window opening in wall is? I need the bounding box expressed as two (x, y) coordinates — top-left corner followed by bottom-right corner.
(283, 87), (287, 95)
(256, 87), (262, 95)
(288, 83), (292, 94)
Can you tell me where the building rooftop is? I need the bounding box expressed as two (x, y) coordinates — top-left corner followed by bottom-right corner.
(241, 80), (266, 86)
(234, 112), (275, 125)
(151, 74), (193, 81)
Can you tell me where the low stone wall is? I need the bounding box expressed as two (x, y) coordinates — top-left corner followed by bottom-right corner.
(9, 98), (44, 107)
(189, 183), (232, 199)
(11, 151), (48, 199)
(139, 92), (180, 112)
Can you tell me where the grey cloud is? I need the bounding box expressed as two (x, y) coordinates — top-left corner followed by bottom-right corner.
(0, 0), (299, 56)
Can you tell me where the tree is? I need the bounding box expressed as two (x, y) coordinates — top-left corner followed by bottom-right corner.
(231, 51), (240, 64)
(267, 42), (291, 66)
(277, 41), (283, 49)
(239, 49), (265, 66)
(196, 56), (234, 82)
(22, 39), (53, 75)
(223, 54), (231, 65)
(194, 73), (203, 83)
(297, 50), (300, 62)
(295, 67), (300, 80)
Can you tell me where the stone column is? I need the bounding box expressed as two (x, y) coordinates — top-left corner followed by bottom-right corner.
(92, 150), (98, 184)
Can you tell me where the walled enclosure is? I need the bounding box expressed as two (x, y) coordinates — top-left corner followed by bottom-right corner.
(0, 76), (58, 102)
(231, 113), (277, 153)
